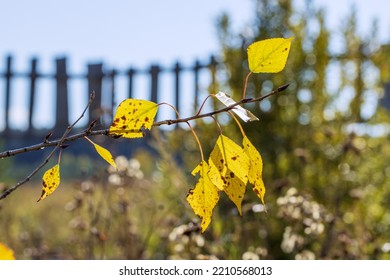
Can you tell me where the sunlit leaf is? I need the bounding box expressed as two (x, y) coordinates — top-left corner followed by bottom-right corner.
(208, 135), (249, 215)
(0, 242), (15, 260)
(37, 164), (60, 202)
(109, 99), (158, 138)
(187, 161), (220, 233)
(93, 143), (117, 169)
(247, 37), (293, 73)
(222, 170), (248, 216)
(243, 136), (266, 205)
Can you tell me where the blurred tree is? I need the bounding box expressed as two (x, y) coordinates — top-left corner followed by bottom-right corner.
(199, 0), (390, 259)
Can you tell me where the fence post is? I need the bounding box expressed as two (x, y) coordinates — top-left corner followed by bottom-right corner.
(382, 83), (390, 111)
(173, 62), (181, 115)
(193, 59), (201, 111)
(109, 69), (116, 119)
(127, 68), (135, 99)
(28, 57), (38, 132)
(4, 55), (12, 132)
(55, 58), (69, 130)
(149, 65), (160, 103)
(87, 63), (103, 123)
(209, 55), (218, 95)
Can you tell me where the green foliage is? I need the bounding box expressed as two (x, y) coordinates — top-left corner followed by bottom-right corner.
(210, 0), (390, 259)
(1, 0), (390, 260)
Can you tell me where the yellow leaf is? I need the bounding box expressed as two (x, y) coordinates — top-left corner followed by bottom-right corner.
(208, 135), (249, 215)
(37, 164), (60, 202)
(0, 242), (15, 260)
(109, 99), (158, 138)
(222, 170), (247, 216)
(247, 37), (293, 73)
(243, 136), (266, 205)
(209, 135), (249, 183)
(93, 143), (117, 169)
(187, 161), (220, 233)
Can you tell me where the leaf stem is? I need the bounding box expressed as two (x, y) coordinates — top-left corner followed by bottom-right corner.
(229, 111), (246, 138)
(158, 102), (205, 162)
(84, 136), (95, 145)
(211, 115), (223, 136)
(158, 102), (181, 119)
(187, 121), (204, 162)
(242, 71), (253, 99)
(195, 95), (213, 116)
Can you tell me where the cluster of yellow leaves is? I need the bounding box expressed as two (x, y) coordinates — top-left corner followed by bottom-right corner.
(0, 242), (15, 260)
(187, 135), (266, 232)
(187, 37), (292, 231)
(36, 37), (292, 235)
(38, 99), (158, 202)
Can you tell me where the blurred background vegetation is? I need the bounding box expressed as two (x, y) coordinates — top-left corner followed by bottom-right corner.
(1, 0), (390, 259)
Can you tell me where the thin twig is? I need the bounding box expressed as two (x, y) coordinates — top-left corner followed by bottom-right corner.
(0, 84), (289, 200)
(153, 83), (289, 127)
(0, 92), (95, 200)
(0, 85), (288, 161)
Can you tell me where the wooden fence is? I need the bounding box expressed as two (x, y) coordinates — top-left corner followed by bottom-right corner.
(0, 55), (220, 157)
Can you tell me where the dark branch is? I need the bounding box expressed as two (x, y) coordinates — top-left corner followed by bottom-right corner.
(0, 85), (288, 200)
(0, 92), (95, 200)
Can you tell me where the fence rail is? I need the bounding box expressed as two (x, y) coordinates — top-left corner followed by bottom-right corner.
(0, 55), (220, 158)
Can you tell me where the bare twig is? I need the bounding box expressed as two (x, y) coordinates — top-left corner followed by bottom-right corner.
(0, 85), (288, 200)
(153, 83), (289, 126)
(1, 85), (288, 159)
(0, 92), (95, 200)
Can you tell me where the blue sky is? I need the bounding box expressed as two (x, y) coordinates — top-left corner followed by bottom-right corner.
(0, 0), (389, 130)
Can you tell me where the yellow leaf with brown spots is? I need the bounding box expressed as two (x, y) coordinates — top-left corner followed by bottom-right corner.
(247, 37), (293, 73)
(187, 161), (220, 233)
(208, 135), (249, 215)
(109, 99), (158, 138)
(243, 136), (266, 205)
(37, 164), (60, 202)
